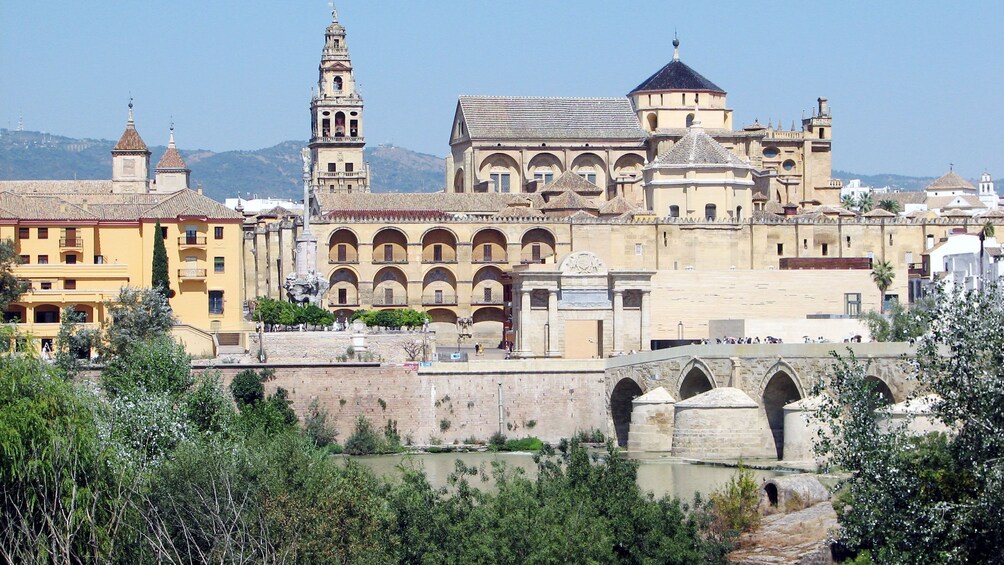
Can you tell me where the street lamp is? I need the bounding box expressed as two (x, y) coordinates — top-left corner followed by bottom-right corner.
(677, 321), (684, 340)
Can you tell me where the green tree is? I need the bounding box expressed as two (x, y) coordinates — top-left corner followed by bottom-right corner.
(861, 296), (936, 342)
(101, 287), (175, 359)
(151, 220), (170, 301)
(0, 238), (28, 311)
(870, 260), (895, 314)
(979, 221), (995, 289)
(230, 368), (265, 407)
(877, 199), (902, 214)
(840, 194), (858, 211)
(814, 285), (1004, 562)
(857, 192), (875, 213)
(101, 335), (193, 398)
(53, 305), (97, 379)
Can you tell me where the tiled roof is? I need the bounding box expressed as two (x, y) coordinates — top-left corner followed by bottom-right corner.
(540, 190), (598, 211)
(323, 210), (454, 221)
(879, 191), (926, 206)
(258, 205), (298, 218)
(630, 59), (725, 95)
(978, 208), (1004, 218)
(863, 208), (896, 218)
(928, 194), (985, 211)
(650, 125), (751, 168)
(0, 180), (115, 194)
(315, 192), (544, 213)
(540, 171), (604, 195)
(492, 205), (545, 219)
(156, 147), (188, 170)
(457, 96), (646, 141)
(0, 185), (241, 221)
(925, 171), (976, 192)
(598, 195), (638, 216)
(114, 124), (149, 152)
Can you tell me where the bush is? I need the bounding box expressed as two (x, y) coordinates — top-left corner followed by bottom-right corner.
(304, 398), (337, 447)
(572, 428), (606, 443)
(488, 435), (545, 452)
(230, 368), (265, 407)
(101, 335), (192, 398)
(344, 416), (382, 455)
(705, 463), (762, 542)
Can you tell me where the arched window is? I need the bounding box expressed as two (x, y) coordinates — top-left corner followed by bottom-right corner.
(647, 113), (658, 130)
(333, 76), (343, 92)
(686, 113), (695, 128)
(334, 112), (346, 137)
(705, 204), (717, 220)
(669, 205), (680, 218)
(735, 205), (743, 220)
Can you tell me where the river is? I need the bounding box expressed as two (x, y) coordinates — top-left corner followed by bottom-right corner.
(345, 451), (784, 500)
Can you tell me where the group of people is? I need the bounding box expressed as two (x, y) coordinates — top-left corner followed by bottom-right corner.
(701, 336), (782, 345)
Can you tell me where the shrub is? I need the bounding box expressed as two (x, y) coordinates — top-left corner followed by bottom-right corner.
(572, 428), (606, 443)
(706, 463), (761, 541)
(488, 431), (506, 450)
(439, 418), (451, 432)
(230, 368), (265, 407)
(344, 416), (382, 455)
(304, 398), (337, 447)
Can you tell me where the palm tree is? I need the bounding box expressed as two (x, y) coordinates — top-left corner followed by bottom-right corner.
(840, 194), (857, 211)
(979, 221), (995, 289)
(871, 260), (895, 314)
(878, 199), (902, 214)
(857, 192), (875, 213)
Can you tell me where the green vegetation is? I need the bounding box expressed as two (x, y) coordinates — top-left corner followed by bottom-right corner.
(151, 220), (170, 301)
(870, 260), (895, 314)
(350, 307), (426, 329)
(343, 415), (404, 455)
(488, 434), (545, 452)
(0, 238), (28, 310)
(861, 295), (935, 342)
(253, 297), (335, 331)
(813, 284), (1004, 562)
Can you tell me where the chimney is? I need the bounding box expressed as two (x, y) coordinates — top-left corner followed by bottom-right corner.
(782, 203), (799, 217)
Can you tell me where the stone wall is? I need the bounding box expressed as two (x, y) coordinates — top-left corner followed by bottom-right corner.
(203, 358), (606, 445)
(226, 330), (437, 365)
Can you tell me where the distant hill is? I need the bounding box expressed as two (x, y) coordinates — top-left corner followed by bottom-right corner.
(0, 129), (445, 202)
(832, 170), (937, 192)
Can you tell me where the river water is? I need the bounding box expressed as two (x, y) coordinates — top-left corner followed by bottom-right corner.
(347, 451), (783, 500)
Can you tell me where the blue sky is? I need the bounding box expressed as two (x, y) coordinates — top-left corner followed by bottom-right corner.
(1, 1), (1001, 179)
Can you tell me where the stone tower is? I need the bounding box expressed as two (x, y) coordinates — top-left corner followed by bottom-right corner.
(979, 171), (998, 210)
(153, 126), (191, 193)
(309, 6), (370, 194)
(111, 101), (151, 194)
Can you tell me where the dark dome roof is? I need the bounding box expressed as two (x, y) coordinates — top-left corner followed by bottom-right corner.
(630, 60), (725, 95)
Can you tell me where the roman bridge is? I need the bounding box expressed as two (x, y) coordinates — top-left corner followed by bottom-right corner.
(603, 342), (916, 460)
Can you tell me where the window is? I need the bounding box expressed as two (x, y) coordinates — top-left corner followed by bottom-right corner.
(532, 243), (541, 262)
(40, 281), (52, 290)
(647, 113), (658, 130)
(735, 206), (743, 221)
(215, 226), (224, 240)
(433, 244), (442, 262)
(384, 287), (394, 305)
(669, 205), (680, 218)
(18, 227), (28, 239)
(822, 243), (829, 256)
(161, 226), (168, 239)
(819, 128), (826, 139)
(483, 243), (492, 262)
(64, 279), (76, 290)
(345, 162), (354, 172)
(434, 289), (444, 304)
(94, 255), (104, 264)
(533, 170), (553, 184)
(214, 257), (225, 273)
(209, 291), (224, 315)
(38, 255), (48, 264)
(846, 236), (851, 248)
(635, 243), (643, 256)
(889, 234), (894, 246)
(65, 255), (77, 264)
(38, 227), (48, 239)
(490, 172), (510, 193)
(18, 255), (28, 264)
(763, 147), (780, 159)
(383, 244), (393, 262)
(777, 243), (784, 255)
(845, 293), (862, 317)
(333, 76), (342, 91)
(185, 226), (198, 245)
(337, 244), (347, 262)
(577, 169), (597, 184)
(705, 204), (717, 220)
(686, 113), (695, 128)
(328, 163), (337, 172)
(803, 239), (808, 250)
(484, 287), (493, 303)
(337, 288), (347, 305)
(782, 159), (796, 172)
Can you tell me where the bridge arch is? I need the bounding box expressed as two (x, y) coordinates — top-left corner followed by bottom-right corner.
(761, 364), (804, 460)
(678, 358), (716, 400)
(610, 377), (643, 448)
(865, 375), (896, 406)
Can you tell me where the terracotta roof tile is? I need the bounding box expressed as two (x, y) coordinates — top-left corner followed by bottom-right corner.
(315, 192), (544, 214)
(156, 147), (188, 170)
(458, 96), (645, 141)
(598, 195), (638, 216)
(925, 171), (975, 192)
(114, 124), (149, 152)
(541, 171), (604, 195)
(541, 190), (598, 211)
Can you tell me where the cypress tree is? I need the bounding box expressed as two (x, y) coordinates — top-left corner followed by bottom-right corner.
(152, 220), (170, 300)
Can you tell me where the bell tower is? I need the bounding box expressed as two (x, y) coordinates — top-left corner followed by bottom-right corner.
(309, 6), (370, 194)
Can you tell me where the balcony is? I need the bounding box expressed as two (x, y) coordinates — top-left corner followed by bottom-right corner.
(372, 299), (408, 307)
(421, 258), (458, 264)
(311, 136), (365, 145)
(372, 258), (408, 265)
(328, 300), (360, 308)
(472, 254), (508, 264)
(59, 237), (84, 249)
(177, 268), (207, 281)
(318, 171), (367, 180)
(471, 297), (505, 306)
(328, 258), (359, 265)
(178, 235), (207, 248)
(422, 294), (458, 306)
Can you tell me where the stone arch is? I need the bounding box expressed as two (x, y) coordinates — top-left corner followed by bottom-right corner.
(327, 267), (359, 307)
(3, 304), (26, 323)
(372, 266), (408, 306)
(473, 265), (506, 305)
(34, 304), (60, 324)
(613, 153), (644, 181)
(520, 227), (556, 263)
(426, 308), (458, 335)
(328, 228), (359, 263)
(454, 169), (465, 193)
(422, 267), (458, 305)
(762, 369), (804, 460)
(647, 113), (658, 131)
(472, 227), (508, 263)
(421, 227), (458, 263)
(373, 227), (409, 263)
(610, 377), (644, 448)
(678, 358), (716, 400)
(865, 375), (896, 406)
(478, 153), (520, 193)
(527, 152), (563, 182)
(570, 152), (606, 188)
(471, 306), (506, 342)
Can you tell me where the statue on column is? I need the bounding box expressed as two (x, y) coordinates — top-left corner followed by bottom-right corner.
(284, 147), (328, 306)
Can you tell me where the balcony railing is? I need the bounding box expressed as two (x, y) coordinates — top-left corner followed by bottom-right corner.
(471, 297), (504, 306)
(372, 258), (408, 265)
(318, 171), (367, 179)
(372, 299), (408, 307)
(472, 254), (508, 264)
(59, 238), (84, 248)
(421, 258), (458, 264)
(422, 294), (458, 306)
(328, 258), (359, 264)
(178, 268), (207, 280)
(311, 136), (365, 144)
(328, 300), (360, 308)
(179, 235), (207, 246)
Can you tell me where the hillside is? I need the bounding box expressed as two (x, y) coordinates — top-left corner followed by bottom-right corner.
(831, 170), (937, 192)
(0, 129), (445, 201)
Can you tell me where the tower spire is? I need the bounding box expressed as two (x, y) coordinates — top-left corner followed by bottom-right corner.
(127, 97), (135, 127)
(672, 32), (680, 62)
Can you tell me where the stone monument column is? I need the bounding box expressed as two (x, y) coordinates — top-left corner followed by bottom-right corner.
(518, 289), (532, 356)
(546, 289), (560, 357)
(294, 147), (318, 277)
(612, 290), (624, 355)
